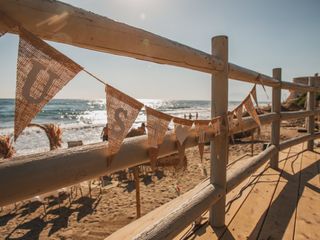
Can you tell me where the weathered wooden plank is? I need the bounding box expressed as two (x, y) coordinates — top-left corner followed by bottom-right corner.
(226, 145), (277, 192)
(294, 150), (320, 240)
(0, 0), (223, 74)
(174, 162), (269, 240)
(221, 151), (287, 239)
(258, 144), (304, 239)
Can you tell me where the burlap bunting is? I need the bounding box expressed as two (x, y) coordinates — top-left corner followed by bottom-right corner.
(14, 27), (83, 140)
(106, 84), (143, 158)
(146, 106), (172, 170)
(173, 117), (194, 171)
(194, 120), (211, 162)
(211, 117), (222, 136)
(227, 111), (237, 133)
(228, 85), (260, 131)
(235, 105), (243, 128)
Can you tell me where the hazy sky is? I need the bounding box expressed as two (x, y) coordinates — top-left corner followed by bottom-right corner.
(0, 0), (319, 101)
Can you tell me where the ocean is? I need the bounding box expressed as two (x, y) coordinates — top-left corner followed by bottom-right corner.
(0, 99), (242, 156)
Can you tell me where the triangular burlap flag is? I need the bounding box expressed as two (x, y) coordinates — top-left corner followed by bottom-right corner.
(211, 117), (222, 137)
(244, 95), (261, 126)
(251, 85), (258, 106)
(235, 105), (244, 129)
(106, 84), (144, 156)
(227, 111), (238, 133)
(194, 120), (210, 162)
(146, 107), (172, 170)
(173, 117), (193, 145)
(14, 28), (83, 140)
(173, 117), (194, 170)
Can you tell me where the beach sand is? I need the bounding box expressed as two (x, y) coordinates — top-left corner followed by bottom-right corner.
(0, 123), (305, 239)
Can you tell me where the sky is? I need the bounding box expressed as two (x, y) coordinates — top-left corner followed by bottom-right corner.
(0, 0), (319, 101)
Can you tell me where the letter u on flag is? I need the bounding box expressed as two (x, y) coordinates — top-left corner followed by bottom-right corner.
(146, 107), (172, 170)
(14, 28), (83, 140)
(106, 84), (143, 156)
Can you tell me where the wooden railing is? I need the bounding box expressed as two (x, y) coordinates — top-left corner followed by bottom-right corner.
(0, 1), (319, 239)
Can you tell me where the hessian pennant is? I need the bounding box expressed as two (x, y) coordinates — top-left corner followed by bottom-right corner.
(146, 106), (172, 170)
(194, 120), (211, 162)
(173, 117), (194, 170)
(14, 28), (83, 140)
(106, 84), (143, 156)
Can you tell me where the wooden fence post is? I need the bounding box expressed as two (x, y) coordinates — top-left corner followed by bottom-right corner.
(133, 167), (141, 218)
(307, 74), (316, 150)
(209, 35), (228, 228)
(270, 68), (281, 169)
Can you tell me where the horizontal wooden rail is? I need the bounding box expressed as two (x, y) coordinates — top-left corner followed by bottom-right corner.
(226, 145), (277, 192)
(280, 109), (320, 121)
(0, 0), (223, 74)
(1, 1), (319, 94)
(0, 113), (275, 207)
(281, 110), (314, 121)
(228, 63), (280, 87)
(106, 180), (223, 240)
(281, 81), (319, 93)
(106, 145), (277, 240)
(279, 132), (320, 151)
(229, 63), (320, 92)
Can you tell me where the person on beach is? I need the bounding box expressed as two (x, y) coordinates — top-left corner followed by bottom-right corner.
(196, 112), (198, 120)
(189, 113), (192, 120)
(137, 122), (146, 135)
(101, 123), (108, 141)
(184, 114), (187, 119)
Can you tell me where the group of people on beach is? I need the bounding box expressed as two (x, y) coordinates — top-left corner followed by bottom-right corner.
(184, 112), (198, 120)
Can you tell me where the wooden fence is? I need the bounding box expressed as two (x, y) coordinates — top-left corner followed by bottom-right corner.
(0, 1), (319, 239)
